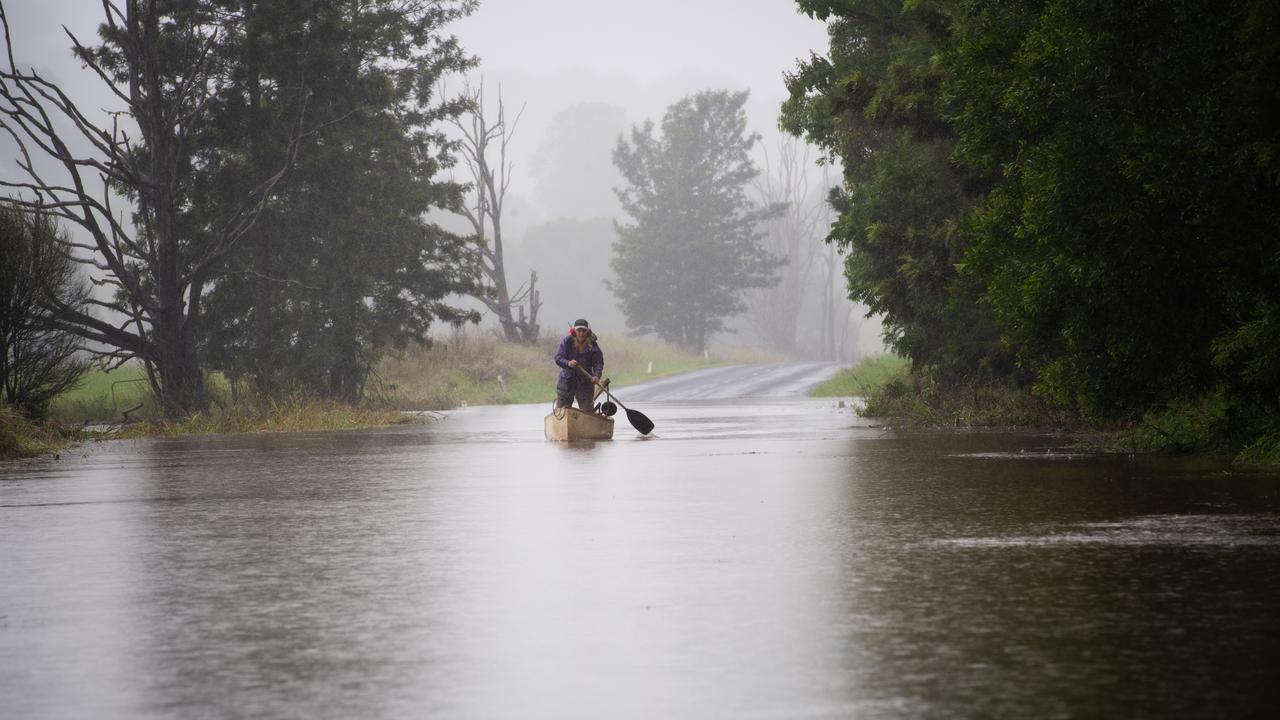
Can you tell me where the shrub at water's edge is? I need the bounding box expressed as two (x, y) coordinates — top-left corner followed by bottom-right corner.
(1101, 390), (1280, 466)
(817, 355), (1079, 428)
(820, 356), (1280, 466)
(0, 406), (68, 459)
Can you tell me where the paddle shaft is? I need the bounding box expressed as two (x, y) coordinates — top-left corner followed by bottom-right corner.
(573, 363), (626, 409)
(573, 364), (653, 434)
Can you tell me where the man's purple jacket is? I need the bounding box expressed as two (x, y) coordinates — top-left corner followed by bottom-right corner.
(554, 332), (604, 396)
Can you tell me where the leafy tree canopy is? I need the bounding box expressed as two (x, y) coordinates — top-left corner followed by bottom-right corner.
(198, 0), (482, 400)
(947, 0), (1280, 419)
(781, 0), (1007, 379)
(786, 0), (1280, 435)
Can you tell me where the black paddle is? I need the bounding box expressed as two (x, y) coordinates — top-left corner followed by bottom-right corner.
(576, 365), (654, 435)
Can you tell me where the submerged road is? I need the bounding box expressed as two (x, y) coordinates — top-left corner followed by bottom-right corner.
(3, 362), (1280, 719)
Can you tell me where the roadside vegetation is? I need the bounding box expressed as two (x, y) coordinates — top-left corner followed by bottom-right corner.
(819, 355), (1280, 466)
(810, 355), (908, 399)
(782, 2), (1280, 467)
(1, 332), (760, 460)
(0, 406), (67, 459)
(380, 332), (767, 409)
(814, 355), (1079, 428)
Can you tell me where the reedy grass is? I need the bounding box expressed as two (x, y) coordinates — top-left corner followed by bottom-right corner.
(864, 377), (1076, 428)
(0, 405), (68, 459)
(809, 354), (909, 398)
(379, 331), (775, 409)
(108, 394), (412, 439)
(835, 358), (1080, 429)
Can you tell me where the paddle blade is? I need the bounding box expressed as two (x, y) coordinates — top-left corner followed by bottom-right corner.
(627, 408), (654, 435)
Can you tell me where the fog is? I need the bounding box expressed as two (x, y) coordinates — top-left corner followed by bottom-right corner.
(1, 0), (882, 360)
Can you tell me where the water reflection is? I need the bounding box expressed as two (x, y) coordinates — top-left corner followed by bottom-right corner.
(2, 400), (1279, 718)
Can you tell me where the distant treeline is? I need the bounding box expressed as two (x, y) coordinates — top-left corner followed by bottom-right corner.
(782, 1), (1279, 452)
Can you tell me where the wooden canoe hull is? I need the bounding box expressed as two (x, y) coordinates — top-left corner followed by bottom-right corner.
(544, 406), (615, 441)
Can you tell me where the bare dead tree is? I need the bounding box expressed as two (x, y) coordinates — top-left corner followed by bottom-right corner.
(0, 2), (303, 417)
(745, 138), (831, 355)
(448, 77), (540, 343)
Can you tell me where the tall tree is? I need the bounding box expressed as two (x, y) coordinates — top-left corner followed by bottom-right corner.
(0, 1), (300, 417)
(947, 0), (1280, 420)
(197, 0), (482, 400)
(781, 0), (1005, 379)
(610, 89), (782, 353)
(448, 78), (540, 343)
(0, 201), (89, 418)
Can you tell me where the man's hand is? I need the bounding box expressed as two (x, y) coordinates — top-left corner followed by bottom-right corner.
(568, 360), (578, 367)
(591, 376), (600, 384)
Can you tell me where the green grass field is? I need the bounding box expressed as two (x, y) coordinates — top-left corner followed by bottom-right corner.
(48, 363), (159, 424)
(809, 354), (909, 398)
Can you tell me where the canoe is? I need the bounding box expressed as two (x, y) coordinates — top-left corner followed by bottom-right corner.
(544, 406), (615, 441)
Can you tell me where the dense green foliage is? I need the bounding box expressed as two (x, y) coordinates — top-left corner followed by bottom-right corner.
(611, 89), (783, 352)
(785, 0), (1280, 455)
(1, 1), (478, 415)
(0, 202), (88, 419)
(196, 0), (482, 401)
(949, 0), (1280, 424)
(781, 1), (1007, 379)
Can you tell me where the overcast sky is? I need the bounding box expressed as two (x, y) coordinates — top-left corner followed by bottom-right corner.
(458, 0), (827, 86)
(452, 0), (831, 225)
(1, 0), (835, 244)
(2, 0), (830, 191)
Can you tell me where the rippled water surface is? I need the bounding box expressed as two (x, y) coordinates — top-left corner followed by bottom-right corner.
(3, 398), (1279, 718)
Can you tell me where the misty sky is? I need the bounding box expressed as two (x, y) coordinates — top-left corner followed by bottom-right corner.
(455, 0), (829, 187)
(2, 0), (830, 199)
(458, 0), (827, 85)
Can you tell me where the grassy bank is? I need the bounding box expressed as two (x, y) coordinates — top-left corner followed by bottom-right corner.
(819, 356), (1280, 466)
(379, 332), (764, 409)
(12, 332), (756, 458)
(48, 333), (747, 425)
(107, 396), (415, 439)
(0, 406), (69, 459)
(815, 355), (1079, 428)
(810, 354), (909, 398)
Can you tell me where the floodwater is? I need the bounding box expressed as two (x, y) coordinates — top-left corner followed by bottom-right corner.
(3, 367), (1280, 719)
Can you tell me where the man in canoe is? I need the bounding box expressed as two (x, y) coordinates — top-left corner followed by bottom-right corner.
(554, 318), (604, 411)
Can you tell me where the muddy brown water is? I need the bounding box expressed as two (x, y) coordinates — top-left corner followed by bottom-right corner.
(3, 377), (1279, 718)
